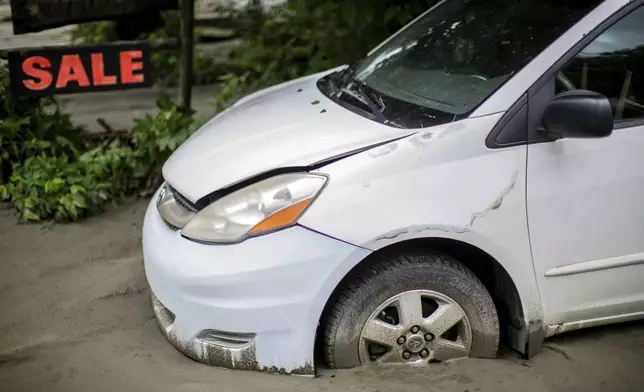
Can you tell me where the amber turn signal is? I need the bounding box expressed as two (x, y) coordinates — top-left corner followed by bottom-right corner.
(249, 198), (313, 233)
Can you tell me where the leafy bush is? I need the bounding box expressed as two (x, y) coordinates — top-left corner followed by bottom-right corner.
(0, 63), (102, 222)
(212, 72), (251, 112)
(0, 66), (83, 165)
(0, 142), (133, 222)
(130, 93), (205, 192)
(0, 97), (202, 222)
(70, 21), (119, 44)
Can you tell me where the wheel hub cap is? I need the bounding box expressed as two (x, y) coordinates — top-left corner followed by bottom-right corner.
(405, 335), (425, 353)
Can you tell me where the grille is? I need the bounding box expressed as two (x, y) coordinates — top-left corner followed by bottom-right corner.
(169, 186), (198, 212)
(196, 329), (256, 348)
(165, 222), (180, 231)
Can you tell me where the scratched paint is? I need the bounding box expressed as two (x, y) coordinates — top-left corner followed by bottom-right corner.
(368, 143), (398, 158)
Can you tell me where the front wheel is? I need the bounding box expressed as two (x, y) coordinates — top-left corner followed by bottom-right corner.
(323, 251), (499, 368)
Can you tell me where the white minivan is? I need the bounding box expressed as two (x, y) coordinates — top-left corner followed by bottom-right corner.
(143, 0), (644, 375)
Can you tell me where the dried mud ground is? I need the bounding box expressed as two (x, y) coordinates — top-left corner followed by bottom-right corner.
(1, 199), (643, 392)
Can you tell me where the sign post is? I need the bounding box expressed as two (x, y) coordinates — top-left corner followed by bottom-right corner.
(178, 0), (194, 111)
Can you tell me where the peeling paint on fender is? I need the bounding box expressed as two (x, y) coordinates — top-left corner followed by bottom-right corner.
(464, 169), (519, 230)
(374, 230), (409, 241)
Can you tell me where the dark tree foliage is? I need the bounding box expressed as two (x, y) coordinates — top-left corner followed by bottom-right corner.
(213, 0), (439, 106)
(230, 0), (439, 82)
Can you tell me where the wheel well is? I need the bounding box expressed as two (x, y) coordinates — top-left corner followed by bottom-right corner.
(316, 238), (525, 364)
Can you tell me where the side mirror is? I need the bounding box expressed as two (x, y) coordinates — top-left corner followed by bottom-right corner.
(542, 90), (613, 140)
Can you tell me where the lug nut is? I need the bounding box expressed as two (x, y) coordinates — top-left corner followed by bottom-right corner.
(402, 351), (411, 360)
(420, 348), (429, 358)
(410, 325), (420, 333)
(397, 336), (406, 345)
(424, 333), (434, 342)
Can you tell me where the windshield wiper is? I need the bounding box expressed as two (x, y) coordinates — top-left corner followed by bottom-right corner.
(352, 81), (389, 123)
(333, 76), (389, 124)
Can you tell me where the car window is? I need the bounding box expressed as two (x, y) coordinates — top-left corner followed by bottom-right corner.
(558, 6), (644, 123)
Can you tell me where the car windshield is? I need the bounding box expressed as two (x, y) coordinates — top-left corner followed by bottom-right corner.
(324, 0), (602, 128)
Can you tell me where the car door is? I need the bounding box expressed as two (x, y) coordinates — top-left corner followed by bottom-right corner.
(527, 5), (644, 326)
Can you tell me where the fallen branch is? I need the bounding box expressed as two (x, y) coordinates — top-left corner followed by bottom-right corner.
(80, 117), (131, 144)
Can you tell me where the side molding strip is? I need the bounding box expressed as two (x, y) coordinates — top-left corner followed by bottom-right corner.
(545, 252), (644, 277)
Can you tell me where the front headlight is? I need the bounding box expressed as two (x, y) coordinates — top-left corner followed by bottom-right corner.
(181, 173), (327, 243)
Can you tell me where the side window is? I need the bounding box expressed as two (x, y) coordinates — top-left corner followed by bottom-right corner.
(557, 6), (644, 123)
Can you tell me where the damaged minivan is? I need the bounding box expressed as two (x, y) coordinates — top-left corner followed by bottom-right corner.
(143, 0), (644, 375)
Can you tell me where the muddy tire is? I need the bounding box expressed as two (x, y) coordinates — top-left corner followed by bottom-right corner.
(323, 251), (499, 368)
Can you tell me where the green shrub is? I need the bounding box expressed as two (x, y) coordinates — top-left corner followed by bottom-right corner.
(0, 66), (83, 165)
(130, 93), (206, 192)
(0, 141), (134, 222)
(0, 94), (203, 222)
(70, 21), (119, 44)
(0, 63), (100, 222)
(211, 72), (250, 112)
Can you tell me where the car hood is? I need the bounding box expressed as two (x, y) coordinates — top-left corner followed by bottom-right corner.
(162, 70), (415, 202)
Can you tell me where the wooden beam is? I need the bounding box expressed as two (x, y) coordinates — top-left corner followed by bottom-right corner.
(0, 38), (180, 60)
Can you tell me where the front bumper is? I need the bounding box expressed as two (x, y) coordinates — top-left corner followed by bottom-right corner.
(142, 192), (370, 375)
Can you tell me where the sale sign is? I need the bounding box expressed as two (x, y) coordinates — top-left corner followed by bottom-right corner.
(8, 43), (154, 97)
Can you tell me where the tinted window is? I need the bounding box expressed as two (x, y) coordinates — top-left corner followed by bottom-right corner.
(558, 6), (644, 123)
